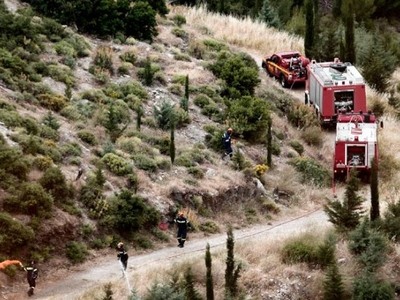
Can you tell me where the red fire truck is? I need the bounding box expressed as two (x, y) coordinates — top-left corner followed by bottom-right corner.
(305, 60), (367, 125)
(333, 111), (378, 181)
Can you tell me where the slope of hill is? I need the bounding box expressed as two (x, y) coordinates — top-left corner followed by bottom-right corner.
(1, 1), (400, 299)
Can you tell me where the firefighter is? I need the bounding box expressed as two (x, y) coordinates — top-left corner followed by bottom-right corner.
(23, 261), (38, 297)
(222, 128), (233, 159)
(116, 242), (128, 271)
(175, 213), (191, 248)
(75, 167), (84, 181)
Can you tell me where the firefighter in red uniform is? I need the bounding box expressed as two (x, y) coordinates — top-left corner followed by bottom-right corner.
(174, 213), (191, 248)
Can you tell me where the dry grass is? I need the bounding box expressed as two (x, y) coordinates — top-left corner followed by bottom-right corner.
(170, 6), (303, 57)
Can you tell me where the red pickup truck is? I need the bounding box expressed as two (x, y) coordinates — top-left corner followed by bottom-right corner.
(261, 51), (310, 88)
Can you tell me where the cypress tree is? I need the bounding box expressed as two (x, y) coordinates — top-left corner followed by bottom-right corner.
(304, 0), (314, 59)
(342, 0), (356, 64)
(266, 117), (272, 167)
(370, 157), (380, 221)
(135, 104), (143, 131)
(143, 56), (154, 86)
(205, 243), (215, 300)
(170, 111), (176, 164)
(185, 75), (189, 109)
(224, 226), (241, 299)
(323, 261), (345, 300)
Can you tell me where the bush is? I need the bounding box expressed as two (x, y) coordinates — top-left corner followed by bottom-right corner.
(77, 130), (97, 145)
(92, 46), (114, 74)
(187, 166), (204, 179)
(289, 140), (304, 156)
(37, 93), (68, 112)
(290, 157), (330, 187)
(66, 241), (89, 264)
(287, 102), (319, 129)
(172, 14), (186, 27)
(103, 190), (160, 233)
(198, 221), (220, 234)
(381, 199), (400, 242)
(301, 126), (323, 147)
(33, 155), (53, 171)
(193, 94), (211, 108)
(133, 154), (158, 172)
(39, 166), (72, 201)
(120, 50), (136, 64)
(102, 153), (133, 176)
(171, 27), (187, 39)
(0, 212), (34, 254)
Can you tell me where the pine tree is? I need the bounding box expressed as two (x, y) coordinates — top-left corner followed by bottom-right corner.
(205, 243), (215, 300)
(259, 0), (281, 28)
(304, 0), (314, 59)
(224, 226), (242, 299)
(370, 157), (380, 222)
(324, 169), (365, 232)
(323, 261), (345, 300)
(184, 267), (202, 300)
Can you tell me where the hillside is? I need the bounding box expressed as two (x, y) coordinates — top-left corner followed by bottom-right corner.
(1, 1), (400, 299)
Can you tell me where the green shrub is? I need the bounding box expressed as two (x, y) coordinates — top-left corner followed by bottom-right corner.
(202, 39), (228, 52)
(66, 241), (89, 264)
(281, 236), (319, 266)
(119, 50), (136, 64)
(289, 140), (304, 156)
(301, 126), (323, 147)
(77, 130), (97, 145)
(33, 155), (53, 171)
(172, 14), (186, 27)
(174, 52), (191, 62)
(168, 84), (182, 95)
(47, 64), (75, 85)
(39, 166), (72, 201)
(37, 93), (68, 112)
(188, 39), (206, 59)
(133, 154), (158, 172)
(187, 166), (204, 179)
(199, 221), (220, 234)
(287, 102), (319, 129)
(104, 190), (160, 233)
(290, 157), (330, 187)
(54, 40), (75, 57)
(171, 27), (187, 39)
(60, 142), (82, 157)
(93, 46), (114, 74)
(116, 62), (131, 76)
(0, 212), (34, 254)
(39, 125), (59, 141)
(4, 182), (53, 218)
(193, 94), (211, 108)
(102, 153), (132, 176)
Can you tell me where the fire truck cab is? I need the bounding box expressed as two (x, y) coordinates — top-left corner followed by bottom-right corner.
(333, 111), (378, 181)
(305, 60), (367, 125)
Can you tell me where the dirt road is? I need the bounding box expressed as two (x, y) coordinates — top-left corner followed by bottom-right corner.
(3, 209), (329, 300)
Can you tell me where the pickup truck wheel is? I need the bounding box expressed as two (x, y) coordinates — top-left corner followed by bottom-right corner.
(280, 75), (288, 88)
